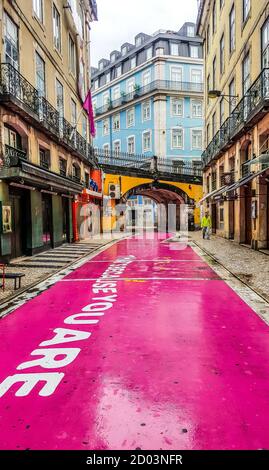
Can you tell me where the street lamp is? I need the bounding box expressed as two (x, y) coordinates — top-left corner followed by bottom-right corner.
(208, 90), (239, 107)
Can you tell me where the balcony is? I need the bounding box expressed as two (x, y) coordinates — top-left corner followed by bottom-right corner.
(1, 146), (84, 193)
(94, 80), (203, 116)
(0, 63), (94, 166)
(202, 68), (269, 169)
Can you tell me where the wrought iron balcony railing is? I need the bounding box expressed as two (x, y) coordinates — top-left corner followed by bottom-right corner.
(94, 79), (203, 116)
(0, 63), (93, 165)
(202, 68), (269, 169)
(94, 147), (202, 178)
(4, 145), (27, 167)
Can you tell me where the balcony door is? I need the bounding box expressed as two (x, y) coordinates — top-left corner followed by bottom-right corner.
(9, 188), (28, 259)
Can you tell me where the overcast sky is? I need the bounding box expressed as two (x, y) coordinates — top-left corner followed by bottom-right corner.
(90, 0), (199, 67)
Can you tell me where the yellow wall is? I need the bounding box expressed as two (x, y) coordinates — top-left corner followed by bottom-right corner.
(103, 174), (203, 227)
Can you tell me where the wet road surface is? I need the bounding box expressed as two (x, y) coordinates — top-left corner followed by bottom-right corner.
(0, 234), (269, 450)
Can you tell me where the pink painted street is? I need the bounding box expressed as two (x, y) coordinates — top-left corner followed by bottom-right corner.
(0, 234), (269, 450)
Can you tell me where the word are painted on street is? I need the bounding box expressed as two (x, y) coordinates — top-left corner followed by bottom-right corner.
(0, 255), (135, 398)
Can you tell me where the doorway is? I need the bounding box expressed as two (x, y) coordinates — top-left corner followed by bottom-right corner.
(62, 198), (70, 243)
(245, 184), (252, 245)
(10, 190), (27, 259)
(42, 194), (52, 247)
(211, 204), (217, 233)
(228, 200), (235, 239)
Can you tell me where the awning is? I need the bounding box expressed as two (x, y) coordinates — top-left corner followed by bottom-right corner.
(198, 187), (223, 204)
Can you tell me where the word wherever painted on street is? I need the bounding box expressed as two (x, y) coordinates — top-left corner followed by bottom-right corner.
(0, 256), (135, 398)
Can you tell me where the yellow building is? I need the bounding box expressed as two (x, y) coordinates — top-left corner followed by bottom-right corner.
(0, 0), (98, 261)
(197, 0), (269, 249)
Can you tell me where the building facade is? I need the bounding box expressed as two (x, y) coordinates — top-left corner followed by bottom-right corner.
(91, 23), (204, 170)
(198, 0), (269, 250)
(0, 0), (100, 261)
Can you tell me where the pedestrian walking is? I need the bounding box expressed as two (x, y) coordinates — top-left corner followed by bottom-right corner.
(201, 211), (212, 239)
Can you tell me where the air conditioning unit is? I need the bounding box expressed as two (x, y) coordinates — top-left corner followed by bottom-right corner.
(108, 183), (120, 199)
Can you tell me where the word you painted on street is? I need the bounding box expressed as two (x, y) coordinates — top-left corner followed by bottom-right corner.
(0, 256), (135, 398)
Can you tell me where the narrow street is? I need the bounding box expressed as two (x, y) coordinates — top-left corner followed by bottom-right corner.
(0, 234), (269, 450)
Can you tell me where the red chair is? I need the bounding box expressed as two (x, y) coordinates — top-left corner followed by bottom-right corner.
(0, 264), (6, 291)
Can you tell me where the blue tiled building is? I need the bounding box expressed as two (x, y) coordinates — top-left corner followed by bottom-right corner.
(91, 22), (204, 169)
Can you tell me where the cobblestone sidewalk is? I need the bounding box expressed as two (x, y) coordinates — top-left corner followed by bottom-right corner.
(191, 230), (269, 303)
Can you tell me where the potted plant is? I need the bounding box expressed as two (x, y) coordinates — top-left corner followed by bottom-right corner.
(133, 83), (141, 98)
(121, 91), (127, 104)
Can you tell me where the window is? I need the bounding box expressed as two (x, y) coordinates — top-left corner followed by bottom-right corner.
(113, 86), (120, 100)
(71, 99), (77, 126)
(143, 131), (151, 152)
(4, 125), (21, 149)
(103, 144), (110, 157)
(93, 79), (98, 91)
(171, 98), (183, 116)
(220, 97), (225, 125)
(212, 112), (217, 137)
(33, 0), (43, 22)
(99, 62), (104, 70)
(243, 0), (250, 23)
(56, 79), (64, 119)
(113, 140), (121, 156)
(220, 33), (225, 74)
(36, 52), (45, 97)
(207, 24), (210, 54)
(122, 46), (127, 56)
(127, 78), (135, 94)
(103, 119), (109, 136)
(85, 172), (90, 188)
(190, 45), (199, 58)
(207, 74), (211, 103)
(229, 4), (235, 53)
(192, 129), (203, 149)
(136, 36), (142, 47)
(92, 98), (97, 116)
(212, 56), (216, 89)
(72, 164), (81, 181)
(142, 101), (151, 121)
(127, 108), (135, 127)
(242, 52), (250, 94)
(156, 48), (164, 56)
(69, 35), (76, 75)
(4, 13), (19, 69)
(103, 92), (110, 106)
(171, 43), (179, 56)
(53, 4), (61, 52)
(191, 100), (203, 118)
(143, 70), (151, 86)
(116, 65), (121, 78)
(171, 66), (182, 82)
(105, 72), (110, 84)
(59, 158), (67, 176)
(191, 68), (203, 84)
(146, 47), (153, 60)
(127, 136), (135, 154)
(207, 123), (210, 144)
(111, 53), (116, 63)
(39, 148), (50, 169)
(130, 57), (136, 69)
(187, 25), (195, 36)
(113, 114), (120, 131)
(262, 18), (269, 67)
(220, 0), (224, 10)
(82, 115), (87, 139)
(212, 1), (217, 34)
(229, 78), (236, 112)
(171, 128), (183, 148)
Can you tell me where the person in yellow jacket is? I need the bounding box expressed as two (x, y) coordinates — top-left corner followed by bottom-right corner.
(201, 211), (212, 239)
